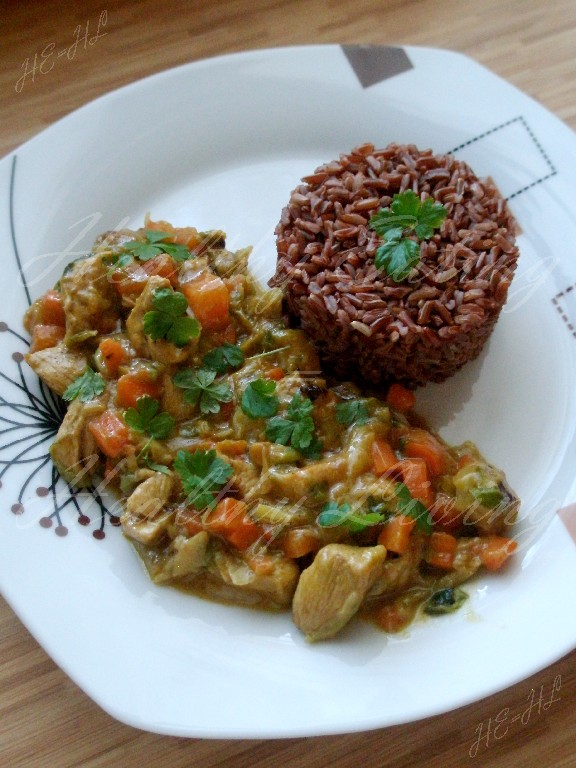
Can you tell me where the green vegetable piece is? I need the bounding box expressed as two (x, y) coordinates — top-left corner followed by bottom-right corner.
(62, 368), (106, 403)
(123, 395), (175, 440)
(173, 367), (233, 415)
(374, 238), (421, 282)
(122, 229), (192, 263)
(203, 342), (245, 373)
(265, 392), (322, 458)
(395, 482), (433, 534)
(143, 287), (200, 347)
(241, 379), (279, 419)
(335, 400), (370, 427)
(173, 448), (234, 510)
(471, 486), (504, 509)
(317, 501), (385, 533)
(369, 190), (447, 282)
(423, 587), (468, 616)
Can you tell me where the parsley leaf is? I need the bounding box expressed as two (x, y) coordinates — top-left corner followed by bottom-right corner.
(173, 367), (233, 414)
(173, 449), (234, 510)
(241, 379), (279, 419)
(424, 587), (468, 616)
(335, 400), (370, 427)
(203, 342), (245, 374)
(62, 368), (106, 402)
(265, 392), (322, 457)
(369, 190), (447, 282)
(395, 482), (433, 533)
(123, 395), (175, 440)
(317, 501), (385, 533)
(374, 237), (421, 282)
(122, 229), (192, 263)
(143, 287), (200, 346)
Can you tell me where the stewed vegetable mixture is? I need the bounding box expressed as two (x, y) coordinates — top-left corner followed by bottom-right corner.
(24, 221), (519, 641)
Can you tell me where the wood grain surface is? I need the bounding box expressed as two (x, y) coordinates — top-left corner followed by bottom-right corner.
(1, 1), (575, 766)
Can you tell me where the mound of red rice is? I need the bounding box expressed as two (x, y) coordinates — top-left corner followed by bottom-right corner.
(270, 142), (520, 388)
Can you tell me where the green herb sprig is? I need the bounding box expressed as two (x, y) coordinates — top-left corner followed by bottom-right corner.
(369, 190), (447, 282)
(62, 368), (106, 403)
(123, 395), (175, 440)
(203, 342), (245, 374)
(265, 391), (322, 458)
(395, 482), (433, 533)
(317, 501), (386, 533)
(241, 379), (279, 419)
(173, 367), (233, 415)
(335, 399), (370, 427)
(143, 287), (200, 346)
(122, 229), (192, 263)
(173, 449), (234, 510)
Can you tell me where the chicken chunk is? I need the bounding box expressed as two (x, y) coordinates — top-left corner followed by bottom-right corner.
(60, 253), (120, 344)
(292, 544), (387, 641)
(25, 343), (88, 396)
(50, 398), (105, 486)
(125, 275), (193, 364)
(210, 548), (300, 608)
(121, 472), (174, 544)
(153, 531), (212, 583)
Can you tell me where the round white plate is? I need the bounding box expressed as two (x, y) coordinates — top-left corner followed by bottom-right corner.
(1, 44), (576, 738)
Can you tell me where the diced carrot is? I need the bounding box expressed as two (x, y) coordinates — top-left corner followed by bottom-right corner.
(279, 528), (320, 559)
(98, 338), (127, 377)
(180, 274), (230, 331)
(429, 493), (463, 531)
(425, 531), (458, 570)
(457, 454), (475, 470)
(401, 428), (453, 477)
(39, 290), (66, 326)
(29, 323), (65, 353)
(377, 514), (416, 554)
(145, 219), (201, 249)
(110, 265), (149, 296)
(116, 371), (161, 409)
(266, 366), (285, 381)
(373, 601), (416, 633)
(400, 458), (434, 508)
(478, 535), (517, 571)
(216, 439), (248, 457)
(244, 552), (278, 576)
(207, 322), (237, 346)
(204, 498), (262, 550)
(386, 383), (416, 413)
(174, 508), (204, 536)
(372, 437), (398, 476)
(88, 410), (130, 458)
(142, 253), (179, 287)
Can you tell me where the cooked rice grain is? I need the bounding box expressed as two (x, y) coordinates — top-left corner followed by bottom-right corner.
(270, 143), (519, 388)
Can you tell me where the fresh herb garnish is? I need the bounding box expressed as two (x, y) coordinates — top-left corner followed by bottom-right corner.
(423, 587), (468, 616)
(265, 392), (322, 458)
(369, 190), (447, 282)
(62, 368), (106, 403)
(335, 399), (370, 427)
(395, 482), (433, 533)
(203, 342), (245, 374)
(173, 367), (233, 415)
(173, 449), (234, 510)
(123, 395), (175, 440)
(122, 229), (192, 262)
(241, 379), (279, 419)
(143, 287), (200, 346)
(317, 501), (386, 533)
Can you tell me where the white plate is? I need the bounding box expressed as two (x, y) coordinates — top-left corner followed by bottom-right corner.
(1, 44), (576, 739)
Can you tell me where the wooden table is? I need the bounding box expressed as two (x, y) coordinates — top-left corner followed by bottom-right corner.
(1, 1), (575, 765)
